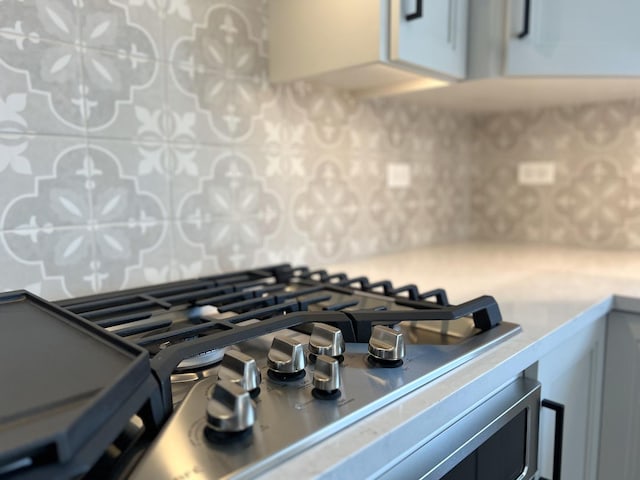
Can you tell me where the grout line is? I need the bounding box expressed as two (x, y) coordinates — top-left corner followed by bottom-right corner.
(1, 219), (175, 235)
(0, 131), (257, 149)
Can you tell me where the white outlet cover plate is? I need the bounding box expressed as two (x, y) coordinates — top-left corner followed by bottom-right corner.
(387, 163), (411, 189)
(517, 162), (556, 186)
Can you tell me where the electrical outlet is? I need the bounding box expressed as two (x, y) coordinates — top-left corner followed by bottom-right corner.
(386, 163), (411, 189)
(517, 162), (556, 186)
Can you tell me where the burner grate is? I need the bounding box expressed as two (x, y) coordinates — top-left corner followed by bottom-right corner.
(56, 264), (502, 363)
(55, 264), (503, 414)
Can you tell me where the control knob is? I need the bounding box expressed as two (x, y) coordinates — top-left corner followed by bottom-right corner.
(367, 325), (405, 367)
(205, 379), (255, 441)
(308, 323), (345, 362)
(312, 355), (342, 400)
(218, 350), (262, 397)
(267, 335), (307, 380)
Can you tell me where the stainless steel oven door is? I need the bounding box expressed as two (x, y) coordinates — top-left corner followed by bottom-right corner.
(378, 377), (541, 480)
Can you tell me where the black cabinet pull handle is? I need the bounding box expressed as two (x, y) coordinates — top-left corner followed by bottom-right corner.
(517, 0), (531, 38)
(406, 0), (423, 20)
(540, 399), (565, 480)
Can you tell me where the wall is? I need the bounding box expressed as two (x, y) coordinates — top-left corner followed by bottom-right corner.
(2, 1), (639, 300)
(0, 0), (472, 299)
(471, 100), (640, 248)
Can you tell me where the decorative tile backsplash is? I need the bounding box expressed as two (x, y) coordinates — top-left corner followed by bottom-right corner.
(471, 100), (640, 248)
(1, 0), (639, 300)
(0, 0), (472, 298)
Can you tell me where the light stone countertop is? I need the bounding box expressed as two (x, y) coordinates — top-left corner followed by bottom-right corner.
(256, 242), (640, 480)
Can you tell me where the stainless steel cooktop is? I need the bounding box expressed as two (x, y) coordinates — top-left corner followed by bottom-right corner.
(0, 264), (519, 479)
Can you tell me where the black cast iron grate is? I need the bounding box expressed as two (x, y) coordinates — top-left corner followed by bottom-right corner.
(55, 264), (502, 410)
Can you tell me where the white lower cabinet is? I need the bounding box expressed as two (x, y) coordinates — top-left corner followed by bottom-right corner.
(534, 317), (605, 480)
(599, 309), (640, 480)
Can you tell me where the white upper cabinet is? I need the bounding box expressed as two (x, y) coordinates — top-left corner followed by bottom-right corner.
(505, 0), (640, 76)
(270, 0), (640, 110)
(391, 0), (467, 79)
(269, 0), (468, 96)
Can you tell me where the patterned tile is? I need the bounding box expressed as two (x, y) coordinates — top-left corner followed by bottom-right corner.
(111, 0), (165, 58)
(168, 220), (218, 279)
(250, 90), (311, 180)
(291, 159), (360, 260)
(165, 62), (229, 146)
(167, 2), (274, 143)
(86, 58), (164, 139)
(1, 137), (90, 231)
(1, 229), (90, 299)
(3, 0), (640, 298)
(0, 137), (167, 295)
(416, 153), (471, 243)
(0, 0), (81, 45)
(344, 149), (385, 191)
(550, 159), (640, 247)
(171, 145), (228, 210)
(0, 35), (87, 130)
(0, 55), (83, 136)
(162, 0), (225, 63)
(470, 162), (543, 240)
(556, 100), (637, 147)
(82, 47), (160, 131)
(347, 101), (385, 152)
(368, 98), (421, 152)
(174, 149), (283, 270)
(2, 220), (167, 296)
(287, 82), (357, 150)
(92, 220), (168, 292)
(430, 110), (473, 156)
(86, 139), (172, 220)
(368, 181), (421, 251)
(476, 110), (544, 151)
(472, 101), (640, 248)
(79, 0), (159, 60)
(2, 222), (96, 296)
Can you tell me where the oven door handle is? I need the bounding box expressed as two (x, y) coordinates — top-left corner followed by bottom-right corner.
(540, 398), (565, 480)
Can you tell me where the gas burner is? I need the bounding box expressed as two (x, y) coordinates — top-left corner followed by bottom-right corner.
(173, 347), (227, 372)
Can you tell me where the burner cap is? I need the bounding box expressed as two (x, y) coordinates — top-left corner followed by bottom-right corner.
(173, 348), (227, 372)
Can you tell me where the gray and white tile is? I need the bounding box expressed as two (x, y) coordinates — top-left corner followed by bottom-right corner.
(167, 2), (273, 143)
(0, 59), (84, 136)
(82, 47), (159, 132)
(0, 0), (81, 45)
(79, 0), (159, 60)
(175, 150), (283, 270)
(291, 159), (360, 260)
(0, 35), (87, 130)
(92, 220), (168, 291)
(85, 57), (164, 140)
(1, 137), (90, 231)
(85, 139), (172, 220)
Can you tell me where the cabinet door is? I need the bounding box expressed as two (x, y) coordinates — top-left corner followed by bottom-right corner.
(506, 0), (640, 76)
(389, 0), (468, 79)
(599, 311), (640, 480)
(536, 318), (605, 480)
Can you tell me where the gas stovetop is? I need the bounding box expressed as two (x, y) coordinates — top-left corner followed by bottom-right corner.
(0, 264), (520, 479)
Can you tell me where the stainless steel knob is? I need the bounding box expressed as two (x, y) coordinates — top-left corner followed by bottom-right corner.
(267, 335), (306, 380)
(312, 355), (341, 400)
(368, 325), (405, 366)
(308, 323), (345, 359)
(206, 379), (255, 434)
(218, 350), (262, 396)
